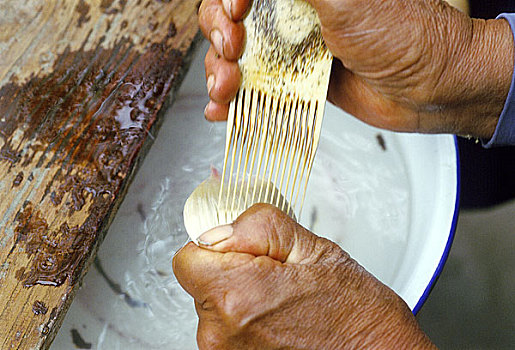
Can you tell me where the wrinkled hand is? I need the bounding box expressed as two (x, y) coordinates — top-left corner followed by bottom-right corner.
(199, 0), (513, 138)
(173, 204), (436, 349)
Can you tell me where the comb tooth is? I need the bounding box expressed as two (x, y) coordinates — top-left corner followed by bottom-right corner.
(224, 91), (239, 222)
(264, 94), (286, 204)
(230, 88), (250, 218)
(219, 89), (238, 222)
(236, 87), (255, 212)
(284, 96), (299, 208)
(298, 100), (319, 215)
(299, 101), (323, 217)
(279, 95), (299, 212)
(293, 100), (312, 210)
(297, 101), (318, 215)
(287, 99), (305, 209)
(258, 94), (277, 204)
(232, 88), (247, 213)
(252, 91), (271, 204)
(272, 96), (292, 208)
(243, 88), (262, 209)
(219, 95), (325, 223)
(225, 89), (245, 222)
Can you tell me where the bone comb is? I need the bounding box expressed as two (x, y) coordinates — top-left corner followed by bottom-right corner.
(217, 0), (332, 223)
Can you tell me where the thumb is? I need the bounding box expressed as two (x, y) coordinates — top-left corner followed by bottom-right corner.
(197, 203), (337, 264)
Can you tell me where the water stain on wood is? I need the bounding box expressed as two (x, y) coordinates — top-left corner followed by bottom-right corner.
(41, 325), (50, 336)
(0, 0), (202, 347)
(12, 171), (23, 187)
(149, 21), (158, 31)
(14, 202), (95, 287)
(119, 0), (127, 12)
(0, 144), (19, 163)
(3, 35), (185, 288)
(32, 300), (48, 315)
(2, 40), (182, 179)
(100, 0), (116, 12)
(168, 21), (177, 38)
(49, 306), (58, 320)
(15, 267), (25, 280)
(76, 0), (91, 28)
(99, 0), (127, 14)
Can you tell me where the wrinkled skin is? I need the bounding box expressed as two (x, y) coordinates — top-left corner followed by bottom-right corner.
(173, 204), (436, 349)
(200, 0), (513, 137)
(184, 0), (514, 348)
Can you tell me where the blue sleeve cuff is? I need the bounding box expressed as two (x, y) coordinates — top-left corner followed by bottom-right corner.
(482, 13), (515, 148)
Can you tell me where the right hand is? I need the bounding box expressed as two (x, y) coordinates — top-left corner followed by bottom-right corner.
(173, 204), (436, 349)
(199, 0), (513, 138)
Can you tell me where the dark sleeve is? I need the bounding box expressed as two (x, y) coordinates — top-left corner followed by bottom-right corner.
(482, 13), (515, 147)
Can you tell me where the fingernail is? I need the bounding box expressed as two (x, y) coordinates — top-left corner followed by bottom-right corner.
(207, 75), (215, 95)
(222, 0), (232, 19)
(210, 29), (224, 56)
(197, 224), (233, 246)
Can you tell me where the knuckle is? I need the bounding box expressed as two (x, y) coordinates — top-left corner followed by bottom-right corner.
(217, 60), (237, 80)
(198, 0), (221, 35)
(197, 2), (209, 29)
(215, 264), (270, 333)
(315, 236), (348, 262)
(218, 289), (250, 332)
(248, 202), (283, 219)
(204, 46), (219, 67)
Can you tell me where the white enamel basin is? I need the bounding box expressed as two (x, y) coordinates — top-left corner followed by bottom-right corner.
(52, 42), (458, 349)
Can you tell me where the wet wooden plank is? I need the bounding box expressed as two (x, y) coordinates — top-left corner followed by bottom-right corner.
(0, 1), (202, 348)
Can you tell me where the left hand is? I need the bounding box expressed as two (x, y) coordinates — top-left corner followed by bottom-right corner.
(173, 204), (435, 349)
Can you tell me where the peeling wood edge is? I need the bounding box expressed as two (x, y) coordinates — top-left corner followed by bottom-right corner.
(39, 31), (205, 350)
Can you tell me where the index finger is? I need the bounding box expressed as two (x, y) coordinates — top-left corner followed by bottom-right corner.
(198, 0), (245, 60)
(226, 0), (251, 21)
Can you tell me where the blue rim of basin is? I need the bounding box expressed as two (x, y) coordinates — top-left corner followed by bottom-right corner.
(412, 135), (460, 315)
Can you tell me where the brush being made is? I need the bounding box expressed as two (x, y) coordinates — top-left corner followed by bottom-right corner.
(184, 0), (332, 242)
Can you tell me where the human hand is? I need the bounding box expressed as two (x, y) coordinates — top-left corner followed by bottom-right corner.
(173, 204), (436, 349)
(199, 0), (513, 138)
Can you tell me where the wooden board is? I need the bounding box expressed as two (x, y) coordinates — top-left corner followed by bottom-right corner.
(0, 1), (202, 348)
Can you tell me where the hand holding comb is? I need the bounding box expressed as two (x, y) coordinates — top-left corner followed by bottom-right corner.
(184, 0), (332, 242)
